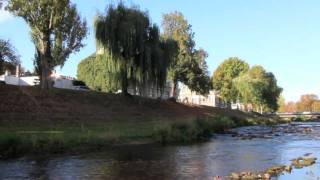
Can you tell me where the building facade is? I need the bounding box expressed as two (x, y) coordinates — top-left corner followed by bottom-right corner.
(0, 67), (83, 91)
(177, 84), (226, 108)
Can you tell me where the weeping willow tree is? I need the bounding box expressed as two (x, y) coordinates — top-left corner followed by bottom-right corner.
(95, 3), (177, 95)
(77, 53), (120, 92)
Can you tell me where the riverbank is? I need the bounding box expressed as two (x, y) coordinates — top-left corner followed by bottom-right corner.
(0, 84), (279, 159)
(2, 122), (319, 179)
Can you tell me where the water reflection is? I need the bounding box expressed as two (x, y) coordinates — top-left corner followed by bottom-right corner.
(0, 122), (319, 179)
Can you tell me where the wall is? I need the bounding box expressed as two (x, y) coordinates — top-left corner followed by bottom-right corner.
(53, 78), (74, 90)
(2, 75), (75, 90)
(3, 76), (39, 86)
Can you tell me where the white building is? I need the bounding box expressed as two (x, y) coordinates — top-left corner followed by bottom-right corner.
(0, 67), (84, 91)
(177, 84), (226, 107)
(51, 71), (78, 90)
(0, 75), (39, 86)
(0, 68), (40, 86)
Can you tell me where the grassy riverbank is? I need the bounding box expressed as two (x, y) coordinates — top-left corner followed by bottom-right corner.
(0, 84), (278, 159)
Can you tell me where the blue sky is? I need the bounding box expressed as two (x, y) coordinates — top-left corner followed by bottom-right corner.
(0, 0), (319, 102)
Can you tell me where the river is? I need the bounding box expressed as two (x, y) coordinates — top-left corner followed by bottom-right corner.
(0, 122), (319, 179)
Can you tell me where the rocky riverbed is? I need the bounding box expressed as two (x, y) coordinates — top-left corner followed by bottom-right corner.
(226, 122), (320, 140)
(225, 154), (317, 180)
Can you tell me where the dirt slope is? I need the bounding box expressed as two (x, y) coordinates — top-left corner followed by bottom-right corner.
(0, 84), (254, 122)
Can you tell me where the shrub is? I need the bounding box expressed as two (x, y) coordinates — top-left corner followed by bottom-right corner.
(155, 116), (236, 144)
(0, 135), (27, 159)
(156, 121), (198, 144)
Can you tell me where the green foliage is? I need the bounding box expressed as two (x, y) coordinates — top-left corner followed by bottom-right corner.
(294, 115), (309, 122)
(184, 49), (212, 94)
(6, 0), (87, 89)
(195, 116), (236, 133)
(95, 3), (177, 95)
(162, 11), (211, 95)
(212, 57), (249, 103)
(0, 120), (167, 159)
(32, 49), (41, 76)
(77, 54), (119, 92)
(277, 95), (286, 112)
(156, 121), (200, 143)
(155, 116), (236, 144)
(234, 65), (282, 112)
(0, 134), (24, 159)
(0, 39), (20, 74)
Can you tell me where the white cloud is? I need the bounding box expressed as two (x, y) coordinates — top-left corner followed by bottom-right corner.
(0, 9), (13, 24)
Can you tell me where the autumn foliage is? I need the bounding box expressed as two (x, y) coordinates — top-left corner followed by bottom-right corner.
(279, 94), (320, 113)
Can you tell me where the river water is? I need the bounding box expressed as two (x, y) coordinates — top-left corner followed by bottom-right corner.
(0, 122), (320, 179)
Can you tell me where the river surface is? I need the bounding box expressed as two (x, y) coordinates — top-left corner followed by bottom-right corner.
(1, 122), (320, 180)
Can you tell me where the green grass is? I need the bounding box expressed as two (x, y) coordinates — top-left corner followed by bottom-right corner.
(0, 115), (280, 159)
(0, 120), (165, 159)
(154, 115), (281, 144)
(154, 116), (236, 144)
(0, 113), (282, 159)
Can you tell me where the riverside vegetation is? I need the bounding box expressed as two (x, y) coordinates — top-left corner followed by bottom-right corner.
(0, 84), (279, 159)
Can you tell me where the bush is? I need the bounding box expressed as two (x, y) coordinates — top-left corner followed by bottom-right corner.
(156, 121), (198, 144)
(200, 116), (236, 132)
(0, 135), (27, 159)
(294, 115), (308, 122)
(155, 116), (236, 144)
(168, 97), (177, 102)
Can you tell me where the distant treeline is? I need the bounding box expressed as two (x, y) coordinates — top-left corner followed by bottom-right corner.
(278, 94), (320, 113)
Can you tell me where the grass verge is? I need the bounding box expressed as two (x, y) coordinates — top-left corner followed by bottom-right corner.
(0, 115), (278, 159)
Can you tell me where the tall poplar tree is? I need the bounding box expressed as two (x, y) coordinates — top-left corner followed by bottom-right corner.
(5, 0), (87, 90)
(162, 11), (211, 97)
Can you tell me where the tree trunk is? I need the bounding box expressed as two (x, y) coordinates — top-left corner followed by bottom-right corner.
(40, 55), (50, 90)
(39, 33), (52, 91)
(226, 101), (232, 109)
(0, 59), (3, 74)
(171, 80), (177, 98)
(244, 104), (248, 112)
(260, 105), (263, 114)
(121, 70), (128, 96)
